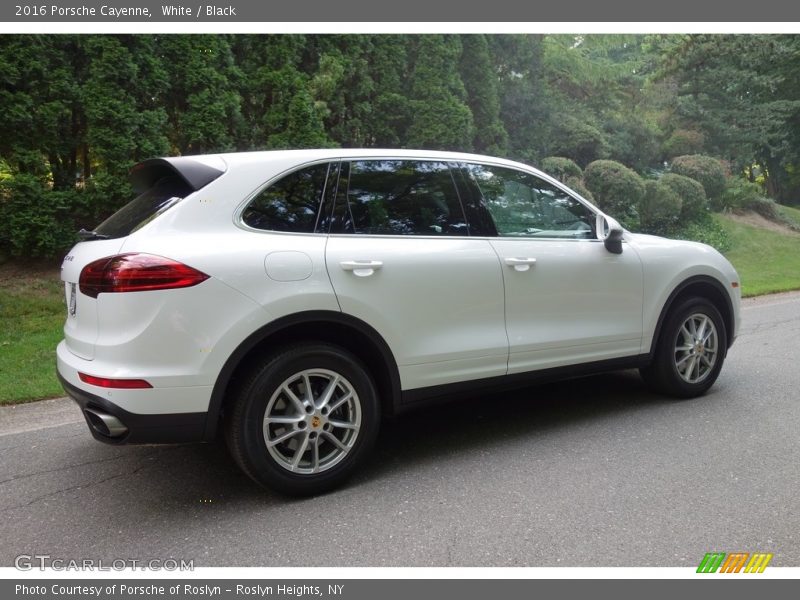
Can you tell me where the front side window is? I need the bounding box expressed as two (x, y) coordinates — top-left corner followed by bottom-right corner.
(242, 163), (330, 233)
(339, 160), (468, 236)
(465, 163), (595, 239)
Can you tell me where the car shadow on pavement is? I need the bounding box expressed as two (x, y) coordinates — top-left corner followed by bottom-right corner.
(354, 370), (676, 485)
(124, 369), (676, 503)
(0, 369), (695, 555)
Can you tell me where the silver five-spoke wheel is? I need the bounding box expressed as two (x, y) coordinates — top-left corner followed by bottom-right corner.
(263, 369), (361, 475)
(674, 312), (718, 384)
(640, 297), (727, 399)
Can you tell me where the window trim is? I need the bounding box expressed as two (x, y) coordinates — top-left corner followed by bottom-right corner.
(330, 158), (471, 238)
(233, 159), (337, 236)
(459, 160), (603, 242)
(232, 153), (613, 243)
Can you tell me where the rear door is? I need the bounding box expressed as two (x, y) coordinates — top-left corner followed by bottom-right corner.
(461, 162), (644, 374)
(324, 159), (508, 391)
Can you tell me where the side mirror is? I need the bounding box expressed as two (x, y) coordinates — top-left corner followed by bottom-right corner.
(596, 214), (624, 254)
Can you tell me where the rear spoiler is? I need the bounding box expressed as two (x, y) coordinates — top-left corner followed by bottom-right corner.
(129, 157), (225, 194)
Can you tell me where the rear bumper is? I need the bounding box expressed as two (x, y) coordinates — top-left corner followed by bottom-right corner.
(58, 373), (207, 445)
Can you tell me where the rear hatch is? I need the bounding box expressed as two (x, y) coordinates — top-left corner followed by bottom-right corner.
(61, 157), (225, 360)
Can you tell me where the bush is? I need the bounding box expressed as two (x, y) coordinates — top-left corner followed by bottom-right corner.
(670, 154), (727, 201)
(716, 178), (761, 212)
(564, 177), (594, 202)
(583, 160), (645, 229)
(716, 178), (782, 219)
(746, 196), (782, 221)
(85, 171), (134, 224)
(549, 117), (610, 167)
(0, 175), (79, 258)
(673, 214), (732, 254)
(662, 129), (706, 159)
(659, 173), (708, 222)
(539, 157), (582, 182)
(639, 181), (682, 235)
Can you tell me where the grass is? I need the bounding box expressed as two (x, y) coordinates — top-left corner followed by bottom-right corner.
(775, 203), (800, 230)
(0, 262), (66, 404)
(1, 210), (800, 404)
(714, 212), (800, 297)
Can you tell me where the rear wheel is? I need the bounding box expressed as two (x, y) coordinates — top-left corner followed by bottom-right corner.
(225, 343), (380, 496)
(640, 297), (727, 398)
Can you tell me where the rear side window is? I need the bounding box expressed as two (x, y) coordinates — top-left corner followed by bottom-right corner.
(339, 160), (468, 236)
(94, 176), (192, 239)
(242, 163), (330, 233)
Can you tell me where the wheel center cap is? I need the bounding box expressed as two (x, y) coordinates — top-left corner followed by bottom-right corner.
(311, 415), (321, 429)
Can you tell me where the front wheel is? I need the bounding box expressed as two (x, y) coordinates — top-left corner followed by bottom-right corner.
(225, 343), (380, 496)
(640, 297), (728, 398)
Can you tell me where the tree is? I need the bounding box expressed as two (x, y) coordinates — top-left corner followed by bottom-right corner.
(490, 35), (549, 162)
(159, 35), (244, 154)
(406, 36), (474, 150)
(0, 35), (83, 185)
(657, 35), (800, 202)
(459, 35), (508, 155)
(542, 34), (663, 170)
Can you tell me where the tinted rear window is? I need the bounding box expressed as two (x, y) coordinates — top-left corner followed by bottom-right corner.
(241, 163), (330, 233)
(94, 176), (193, 239)
(340, 160), (468, 236)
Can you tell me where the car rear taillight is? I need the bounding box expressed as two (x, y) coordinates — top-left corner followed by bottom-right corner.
(79, 253), (209, 298)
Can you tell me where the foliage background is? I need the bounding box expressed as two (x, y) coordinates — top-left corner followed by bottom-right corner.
(2, 34), (800, 257)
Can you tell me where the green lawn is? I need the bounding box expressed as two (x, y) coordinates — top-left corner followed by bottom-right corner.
(776, 203), (800, 230)
(0, 263), (65, 404)
(714, 213), (800, 297)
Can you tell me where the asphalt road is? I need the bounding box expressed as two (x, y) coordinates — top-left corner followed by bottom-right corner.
(1, 292), (799, 568)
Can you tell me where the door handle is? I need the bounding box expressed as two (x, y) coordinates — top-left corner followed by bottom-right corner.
(340, 260), (383, 277)
(504, 257), (537, 272)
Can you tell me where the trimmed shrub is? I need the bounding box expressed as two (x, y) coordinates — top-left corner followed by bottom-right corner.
(747, 196), (782, 220)
(639, 181), (682, 235)
(659, 173), (708, 222)
(670, 154), (727, 201)
(549, 117), (610, 167)
(583, 160), (645, 229)
(564, 177), (594, 203)
(662, 129), (705, 159)
(540, 156), (582, 182)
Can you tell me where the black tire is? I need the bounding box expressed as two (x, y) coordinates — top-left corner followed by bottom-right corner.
(225, 342), (380, 496)
(640, 297), (728, 399)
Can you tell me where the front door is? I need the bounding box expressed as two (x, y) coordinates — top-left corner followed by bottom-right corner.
(462, 162), (644, 374)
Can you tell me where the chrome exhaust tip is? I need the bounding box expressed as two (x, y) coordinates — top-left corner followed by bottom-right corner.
(84, 408), (128, 438)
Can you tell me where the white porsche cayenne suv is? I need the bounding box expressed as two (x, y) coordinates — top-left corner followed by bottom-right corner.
(57, 149), (741, 495)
